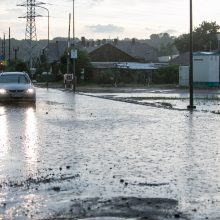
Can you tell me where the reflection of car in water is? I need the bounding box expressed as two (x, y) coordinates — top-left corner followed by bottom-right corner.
(0, 72), (36, 103)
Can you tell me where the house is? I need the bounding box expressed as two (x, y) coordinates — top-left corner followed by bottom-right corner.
(169, 52), (189, 66)
(83, 39), (159, 84)
(88, 43), (138, 62)
(44, 38), (159, 83)
(40, 41), (68, 79)
(158, 55), (179, 63)
(44, 41), (67, 64)
(115, 40), (158, 62)
(86, 39), (158, 63)
(45, 39), (159, 65)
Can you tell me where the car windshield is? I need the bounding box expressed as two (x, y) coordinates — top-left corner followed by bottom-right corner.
(0, 74), (30, 84)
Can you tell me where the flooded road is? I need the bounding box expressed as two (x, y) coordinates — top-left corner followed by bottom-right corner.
(0, 88), (220, 219)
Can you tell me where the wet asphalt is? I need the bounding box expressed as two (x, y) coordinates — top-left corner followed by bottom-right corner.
(0, 87), (220, 219)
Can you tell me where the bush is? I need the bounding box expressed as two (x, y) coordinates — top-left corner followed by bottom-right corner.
(153, 65), (179, 84)
(97, 69), (115, 84)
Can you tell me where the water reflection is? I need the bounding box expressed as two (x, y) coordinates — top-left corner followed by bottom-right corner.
(0, 104), (41, 219)
(179, 112), (220, 218)
(24, 107), (38, 171)
(0, 105), (38, 177)
(0, 106), (10, 164)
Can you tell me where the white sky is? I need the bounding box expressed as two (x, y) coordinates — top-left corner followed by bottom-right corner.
(0, 0), (220, 40)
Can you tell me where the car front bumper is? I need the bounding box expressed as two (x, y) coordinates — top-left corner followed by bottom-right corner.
(0, 92), (36, 103)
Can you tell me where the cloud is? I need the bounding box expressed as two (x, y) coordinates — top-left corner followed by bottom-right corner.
(145, 27), (180, 35)
(164, 29), (179, 35)
(66, 0), (104, 7)
(86, 24), (124, 33)
(145, 27), (155, 31)
(88, 0), (105, 7)
(92, 0), (104, 2)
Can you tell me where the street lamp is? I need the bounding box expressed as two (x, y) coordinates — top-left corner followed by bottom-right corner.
(73, 0), (75, 42)
(72, 0), (76, 92)
(13, 47), (19, 61)
(37, 5), (50, 88)
(187, 0), (196, 110)
(3, 33), (6, 61)
(37, 5), (49, 47)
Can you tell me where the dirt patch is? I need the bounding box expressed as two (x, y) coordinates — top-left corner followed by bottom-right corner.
(53, 197), (188, 219)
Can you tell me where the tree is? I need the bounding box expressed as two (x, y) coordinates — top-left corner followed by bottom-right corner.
(60, 48), (92, 83)
(147, 33), (177, 55)
(74, 49), (92, 82)
(175, 21), (220, 53)
(15, 60), (28, 72)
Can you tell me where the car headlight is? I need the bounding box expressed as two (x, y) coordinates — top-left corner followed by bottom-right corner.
(0, 89), (7, 94)
(26, 88), (35, 94)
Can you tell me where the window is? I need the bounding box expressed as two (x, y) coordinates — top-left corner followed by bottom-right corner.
(0, 74), (30, 84)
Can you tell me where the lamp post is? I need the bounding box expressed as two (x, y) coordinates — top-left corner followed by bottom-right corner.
(72, 0), (76, 92)
(37, 5), (50, 88)
(3, 33), (6, 61)
(13, 47), (19, 61)
(37, 5), (49, 46)
(8, 27), (11, 64)
(187, 0), (196, 110)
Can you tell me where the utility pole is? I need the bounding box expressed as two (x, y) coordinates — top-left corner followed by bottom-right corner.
(73, 0), (75, 44)
(72, 0), (76, 92)
(1, 39), (3, 55)
(67, 13), (71, 75)
(3, 33), (5, 60)
(187, 0), (196, 110)
(9, 27), (11, 64)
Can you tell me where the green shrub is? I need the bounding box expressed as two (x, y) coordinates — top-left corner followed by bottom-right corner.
(153, 65), (179, 84)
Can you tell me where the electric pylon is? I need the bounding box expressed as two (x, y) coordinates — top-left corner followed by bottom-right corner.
(17, 0), (44, 70)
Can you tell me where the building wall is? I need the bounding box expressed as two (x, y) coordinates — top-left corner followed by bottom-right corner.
(194, 55), (219, 86)
(179, 54), (220, 87)
(208, 56), (219, 83)
(179, 66), (189, 86)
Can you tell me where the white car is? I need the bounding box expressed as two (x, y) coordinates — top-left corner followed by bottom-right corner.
(0, 72), (36, 103)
